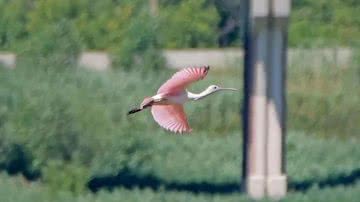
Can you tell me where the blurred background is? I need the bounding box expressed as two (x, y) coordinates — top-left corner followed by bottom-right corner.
(0, 0), (359, 201)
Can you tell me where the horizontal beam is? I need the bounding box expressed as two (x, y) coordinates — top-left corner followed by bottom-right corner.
(272, 0), (291, 17)
(251, 0), (290, 18)
(251, 0), (269, 17)
(0, 48), (354, 70)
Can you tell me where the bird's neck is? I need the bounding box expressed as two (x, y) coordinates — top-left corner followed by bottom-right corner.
(187, 89), (212, 101)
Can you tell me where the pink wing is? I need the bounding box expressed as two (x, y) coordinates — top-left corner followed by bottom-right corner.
(157, 66), (210, 94)
(151, 104), (192, 134)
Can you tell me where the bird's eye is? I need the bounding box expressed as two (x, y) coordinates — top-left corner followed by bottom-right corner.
(213, 86), (217, 89)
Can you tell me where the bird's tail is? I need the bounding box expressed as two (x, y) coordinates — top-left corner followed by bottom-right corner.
(128, 97), (154, 115)
(127, 108), (142, 115)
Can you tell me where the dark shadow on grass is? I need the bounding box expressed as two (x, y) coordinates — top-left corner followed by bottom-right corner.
(0, 144), (40, 180)
(88, 168), (360, 194)
(87, 167), (240, 194)
(289, 168), (360, 192)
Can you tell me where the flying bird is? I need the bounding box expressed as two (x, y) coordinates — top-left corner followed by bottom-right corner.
(128, 66), (237, 133)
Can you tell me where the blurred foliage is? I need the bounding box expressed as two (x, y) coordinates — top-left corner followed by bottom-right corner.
(0, 0), (359, 200)
(159, 0), (219, 48)
(0, 63), (359, 195)
(72, 0), (143, 50)
(0, 0), (359, 52)
(0, 64), (240, 192)
(0, 130), (359, 201)
(288, 65), (360, 137)
(290, 0), (360, 47)
(0, 0), (30, 50)
(42, 160), (90, 195)
(17, 19), (82, 69)
(0, 0), (219, 52)
(1, 172), (360, 202)
(111, 12), (165, 70)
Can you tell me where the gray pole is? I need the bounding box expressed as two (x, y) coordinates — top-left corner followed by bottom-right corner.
(242, 0), (269, 198)
(242, 0), (290, 199)
(266, 0), (289, 198)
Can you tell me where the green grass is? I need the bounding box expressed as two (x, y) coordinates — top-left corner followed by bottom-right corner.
(0, 131), (359, 202)
(287, 67), (360, 137)
(0, 64), (359, 201)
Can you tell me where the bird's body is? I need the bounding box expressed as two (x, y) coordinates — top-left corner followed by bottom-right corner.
(149, 90), (204, 105)
(128, 66), (237, 134)
(150, 91), (188, 105)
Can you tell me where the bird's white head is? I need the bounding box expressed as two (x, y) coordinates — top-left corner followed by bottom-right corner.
(206, 85), (238, 94)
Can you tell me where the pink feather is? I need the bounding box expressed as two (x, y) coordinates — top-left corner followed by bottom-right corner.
(157, 66), (210, 94)
(151, 104), (192, 134)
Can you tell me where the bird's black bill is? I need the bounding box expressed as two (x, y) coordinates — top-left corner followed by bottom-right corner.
(127, 108), (142, 115)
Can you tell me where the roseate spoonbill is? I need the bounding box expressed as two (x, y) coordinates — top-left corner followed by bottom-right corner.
(128, 66), (237, 133)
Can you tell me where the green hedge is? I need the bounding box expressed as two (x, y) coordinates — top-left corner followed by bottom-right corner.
(0, 0), (219, 52)
(0, 0), (359, 51)
(290, 0), (360, 47)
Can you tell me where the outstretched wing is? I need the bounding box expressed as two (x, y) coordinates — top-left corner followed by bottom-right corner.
(151, 104), (192, 134)
(157, 66), (210, 94)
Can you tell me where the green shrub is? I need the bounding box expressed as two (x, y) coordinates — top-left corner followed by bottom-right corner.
(0, 0), (29, 50)
(288, 66), (360, 137)
(73, 0), (142, 50)
(111, 12), (165, 70)
(1, 0), (360, 50)
(290, 0), (360, 47)
(17, 19), (82, 69)
(42, 160), (90, 195)
(160, 0), (219, 48)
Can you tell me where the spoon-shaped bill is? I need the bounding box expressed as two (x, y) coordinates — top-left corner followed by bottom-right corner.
(219, 87), (238, 91)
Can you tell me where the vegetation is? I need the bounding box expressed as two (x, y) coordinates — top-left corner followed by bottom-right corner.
(0, 0), (359, 51)
(290, 0), (360, 47)
(111, 12), (165, 71)
(0, 61), (359, 200)
(17, 19), (82, 69)
(288, 66), (360, 137)
(1, 172), (360, 202)
(0, 0), (359, 201)
(159, 0), (219, 48)
(0, 130), (359, 202)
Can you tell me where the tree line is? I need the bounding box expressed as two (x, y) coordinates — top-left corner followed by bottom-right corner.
(0, 0), (359, 52)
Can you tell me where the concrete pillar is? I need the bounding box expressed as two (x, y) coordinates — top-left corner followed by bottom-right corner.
(246, 22), (269, 198)
(265, 0), (289, 198)
(242, 0), (290, 199)
(242, 0), (270, 199)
